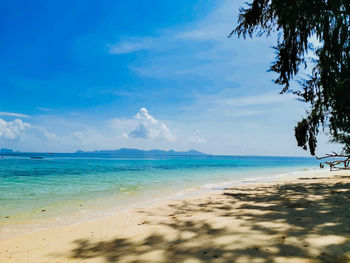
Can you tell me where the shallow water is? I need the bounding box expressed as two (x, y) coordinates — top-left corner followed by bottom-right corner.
(0, 154), (320, 235)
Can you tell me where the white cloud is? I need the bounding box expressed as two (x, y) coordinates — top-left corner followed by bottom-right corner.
(34, 126), (57, 140)
(188, 130), (206, 144)
(135, 107), (157, 124)
(0, 112), (30, 118)
(128, 108), (175, 141)
(108, 37), (156, 54)
(0, 117), (62, 152)
(0, 118), (31, 139)
(129, 122), (150, 139)
(158, 123), (175, 141)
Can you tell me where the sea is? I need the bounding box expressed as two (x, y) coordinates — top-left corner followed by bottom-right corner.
(0, 153), (321, 237)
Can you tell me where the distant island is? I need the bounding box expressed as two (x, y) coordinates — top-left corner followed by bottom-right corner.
(0, 148), (15, 153)
(0, 148), (208, 156)
(75, 148), (208, 156)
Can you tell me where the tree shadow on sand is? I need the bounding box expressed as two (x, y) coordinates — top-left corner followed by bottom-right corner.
(64, 176), (350, 262)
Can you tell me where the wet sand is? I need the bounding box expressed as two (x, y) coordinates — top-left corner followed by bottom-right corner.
(1, 170), (350, 262)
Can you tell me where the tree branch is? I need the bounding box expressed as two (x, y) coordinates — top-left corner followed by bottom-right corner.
(315, 153), (350, 160)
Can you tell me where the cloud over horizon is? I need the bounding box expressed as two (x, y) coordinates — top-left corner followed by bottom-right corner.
(188, 130), (206, 144)
(128, 108), (175, 141)
(0, 118), (31, 140)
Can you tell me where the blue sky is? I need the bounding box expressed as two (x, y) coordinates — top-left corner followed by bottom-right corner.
(0, 0), (338, 155)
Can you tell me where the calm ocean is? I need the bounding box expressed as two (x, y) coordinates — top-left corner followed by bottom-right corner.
(0, 153), (320, 235)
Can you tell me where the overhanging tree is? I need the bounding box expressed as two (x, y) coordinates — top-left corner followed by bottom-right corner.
(230, 0), (350, 156)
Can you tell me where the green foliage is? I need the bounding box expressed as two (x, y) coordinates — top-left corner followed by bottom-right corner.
(231, 0), (350, 155)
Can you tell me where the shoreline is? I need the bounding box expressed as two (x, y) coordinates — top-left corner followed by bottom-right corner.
(1, 167), (323, 240)
(2, 169), (350, 262)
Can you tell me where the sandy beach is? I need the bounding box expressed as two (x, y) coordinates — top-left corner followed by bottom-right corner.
(1, 170), (350, 263)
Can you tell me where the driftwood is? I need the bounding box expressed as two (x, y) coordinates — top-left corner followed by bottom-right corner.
(316, 152), (350, 171)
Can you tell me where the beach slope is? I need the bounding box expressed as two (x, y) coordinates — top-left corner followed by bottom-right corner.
(1, 171), (350, 262)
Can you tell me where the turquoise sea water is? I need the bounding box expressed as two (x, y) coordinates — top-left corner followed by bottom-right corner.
(0, 154), (320, 234)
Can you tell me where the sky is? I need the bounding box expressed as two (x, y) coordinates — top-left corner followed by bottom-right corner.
(0, 0), (339, 156)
